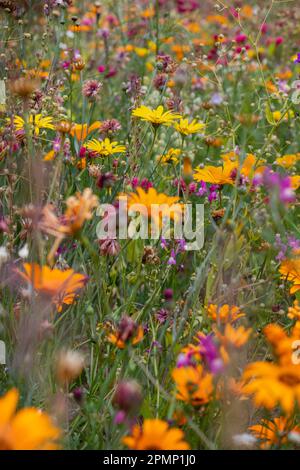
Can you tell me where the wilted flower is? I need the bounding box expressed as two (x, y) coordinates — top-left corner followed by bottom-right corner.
(113, 380), (142, 414)
(56, 350), (85, 385)
(100, 119), (121, 135)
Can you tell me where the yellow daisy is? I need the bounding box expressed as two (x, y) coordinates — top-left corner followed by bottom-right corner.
(86, 138), (126, 156)
(14, 114), (55, 136)
(174, 118), (205, 135)
(132, 105), (181, 126)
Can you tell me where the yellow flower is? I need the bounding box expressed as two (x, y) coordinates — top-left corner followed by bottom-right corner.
(157, 148), (181, 165)
(242, 361), (300, 414)
(272, 110), (294, 123)
(123, 419), (190, 450)
(172, 365), (214, 406)
(14, 114), (55, 136)
(132, 105), (181, 126)
(134, 47), (149, 57)
(86, 138), (126, 156)
(174, 118), (205, 136)
(193, 162), (236, 185)
(0, 388), (60, 450)
(275, 154), (300, 169)
(17, 263), (87, 311)
(279, 258), (300, 294)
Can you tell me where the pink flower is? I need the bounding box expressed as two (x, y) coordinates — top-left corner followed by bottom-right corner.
(235, 34), (247, 43)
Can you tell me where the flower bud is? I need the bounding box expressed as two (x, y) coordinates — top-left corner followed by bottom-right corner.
(113, 380), (142, 413)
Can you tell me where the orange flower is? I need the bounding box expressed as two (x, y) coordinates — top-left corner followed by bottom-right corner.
(216, 324), (252, 349)
(221, 152), (265, 179)
(290, 175), (300, 191)
(279, 258), (300, 294)
(44, 189), (98, 264)
(62, 188), (99, 235)
(250, 417), (300, 449)
(207, 304), (245, 323)
(172, 365), (213, 406)
(242, 361), (300, 414)
(263, 322), (300, 365)
(107, 316), (144, 349)
(0, 388), (60, 450)
(123, 419), (190, 450)
(17, 263), (87, 311)
(119, 187), (182, 229)
(70, 121), (102, 142)
(288, 300), (300, 321)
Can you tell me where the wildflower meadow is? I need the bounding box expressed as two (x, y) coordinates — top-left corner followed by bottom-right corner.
(1, 0), (300, 453)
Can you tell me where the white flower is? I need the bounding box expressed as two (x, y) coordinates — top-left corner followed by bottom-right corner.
(18, 244), (29, 259)
(288, 431), (300, 444)
(0, 246), (9, 265)
(232, 433), (257, 448)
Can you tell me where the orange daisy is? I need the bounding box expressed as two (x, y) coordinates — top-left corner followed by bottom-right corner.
(0, 388), (60, 450)
(123, 419), (190, 450)
(279, 258), (300, 294)
(17, 263), (87, 311)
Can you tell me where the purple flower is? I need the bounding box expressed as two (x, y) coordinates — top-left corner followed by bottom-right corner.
(197, 181), (207, 196)
(167, 250), (177, 265)
(210, 93), (224, 106)
(130, 177), (139, 188)
(198, 334), (224, 374)
(155, 308), (169, 324)
(208, 191), (217, 203)
(160, 237), (169, 250)
(176, 239), (187, 252)
(294, 53), (300, 64)
(176, 353), (194, 368)
(262, 168), (296, 204)
(53, 135), (61, 153)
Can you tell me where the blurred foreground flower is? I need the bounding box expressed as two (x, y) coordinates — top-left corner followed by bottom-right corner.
(242, 362), (300, 414)
(250, 417), (300, 449)
(207, 304), (245, 323)
(0, 388), (60, 450)
(123, 419), (190, 450)
(17, 263), (87, 311)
